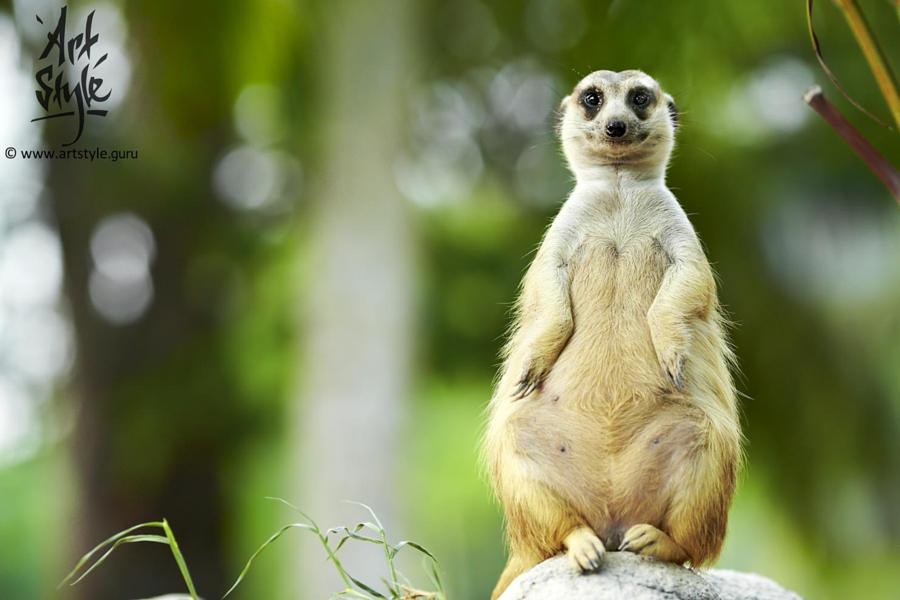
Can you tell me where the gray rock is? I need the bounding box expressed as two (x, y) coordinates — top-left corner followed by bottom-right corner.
(498, 552), (803, 600)
(703, 569), (803, 600)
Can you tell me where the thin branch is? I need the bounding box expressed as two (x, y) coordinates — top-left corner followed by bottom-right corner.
(806, 0), (890, 128)
(833, 0), (900, 129)
(804, 86), (900, 203)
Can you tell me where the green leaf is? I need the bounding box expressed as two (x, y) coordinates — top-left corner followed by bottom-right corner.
(162, 520), (199, 600)
(347, 574), (388, 599)
(266, 496), (320, 531)
(328, 525), (383, 546)
(59, 522), (165, 588)
(67, 534), (170, 587)
(426, 557), (445, 595)
(392, 541), (437, 562)
(344, 501), (384, 532)
(223, 523), (318, 598)
(328, 591), (373, 600)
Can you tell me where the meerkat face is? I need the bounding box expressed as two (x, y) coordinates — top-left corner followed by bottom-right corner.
(558, 70), (678, 175)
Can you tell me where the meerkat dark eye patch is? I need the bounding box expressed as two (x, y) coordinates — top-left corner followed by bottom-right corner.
(579, 88), (603, 120)
(667, 97), (679, 128)
(628, 88), (656, 120)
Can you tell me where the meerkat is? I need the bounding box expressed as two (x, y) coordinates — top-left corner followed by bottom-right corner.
(483, 70), (742, 599)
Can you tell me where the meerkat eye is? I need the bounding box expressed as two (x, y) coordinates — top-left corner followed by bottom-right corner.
(633, 93), (649, 106)
(581, 90), (602, 108)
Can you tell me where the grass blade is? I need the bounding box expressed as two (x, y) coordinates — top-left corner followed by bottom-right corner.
(328, 591), (373, 600)
(223, 523), (317, 598)
(834, 0), (900, 129)
(267, 496), (321, 530)
(344, 502), (400, 595)
(425, 557), (444, 595)
(346, 574), (387, 599)
(67, 535), (170, 587)
(806, 0), (892, 128)
(392, 541), (437, 562)
(329, 525), (384, 546)
(162, 520), (199, 600)
(59, 522), (165, 588)
(344, 501), (384, 532)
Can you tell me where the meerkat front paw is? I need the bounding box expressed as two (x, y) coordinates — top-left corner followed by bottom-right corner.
(512, 355), (551, 400)
(620, 524), (689, 564)
(619, 524), (660, 554)
(649, 325), (689, 392)
(564, 527), (606, 572)
(659, 348), (686, 392)
(648, 306), (691, 392)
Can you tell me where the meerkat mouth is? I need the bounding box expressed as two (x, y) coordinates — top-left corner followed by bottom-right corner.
(605, 130), (650, 145)
(590, 131), (652, 159)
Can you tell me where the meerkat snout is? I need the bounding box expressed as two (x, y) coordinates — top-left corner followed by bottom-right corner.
(605, 120), (627, 138)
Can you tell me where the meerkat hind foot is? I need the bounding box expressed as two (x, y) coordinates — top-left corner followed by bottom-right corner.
(564, 527), (606, 572)
(619, 524), (689, 564)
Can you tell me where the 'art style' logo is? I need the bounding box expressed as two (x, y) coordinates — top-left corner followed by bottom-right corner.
(33, 6), (111, 147)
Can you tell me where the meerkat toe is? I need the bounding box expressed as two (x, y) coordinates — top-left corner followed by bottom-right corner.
(564, 528), (605, 573)
(663, 353), (686, 392)
(619, 524), (690, 563)
(512, 361), (546, 400)
(620, 524), (660, 554)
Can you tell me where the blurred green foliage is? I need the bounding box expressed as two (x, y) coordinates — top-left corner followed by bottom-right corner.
(1, 0), (899, 599)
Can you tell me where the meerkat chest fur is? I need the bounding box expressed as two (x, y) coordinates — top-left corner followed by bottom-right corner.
(485, 71), (740, 599)
(536, 175), (687, 399)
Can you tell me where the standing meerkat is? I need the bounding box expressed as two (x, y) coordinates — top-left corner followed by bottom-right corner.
(483, 70), (742, 599)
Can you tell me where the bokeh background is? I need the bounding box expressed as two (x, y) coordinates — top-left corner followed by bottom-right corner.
(1, 0), (900, 599)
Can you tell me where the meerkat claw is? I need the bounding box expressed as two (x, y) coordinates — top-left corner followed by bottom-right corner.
(564, 528), (606, 572)
(665, 355), (686, 392)
(620, 524), (660, 554)
(512, 378), (538, 400)
(512, 363), (544, 400)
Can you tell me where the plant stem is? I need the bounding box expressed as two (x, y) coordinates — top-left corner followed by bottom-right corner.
(320, 533), (357, 592)
(834, 0), (900, 129)
(381, 531), (400, 597)
(162, 520), (200, 600)
(804, 86), (900, 203)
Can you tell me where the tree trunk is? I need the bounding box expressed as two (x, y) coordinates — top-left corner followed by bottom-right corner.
(290, 0), (419, 597)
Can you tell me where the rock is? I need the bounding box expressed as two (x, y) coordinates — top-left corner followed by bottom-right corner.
(703, 569), (804, 600)
(498, 552), (803, 600)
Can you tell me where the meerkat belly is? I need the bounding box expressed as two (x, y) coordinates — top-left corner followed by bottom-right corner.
(553, 232), (670, 396)
(508, 233), (693, 538)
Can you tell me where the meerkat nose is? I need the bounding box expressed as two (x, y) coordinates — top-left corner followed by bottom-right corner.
(605, 120), (627, 138)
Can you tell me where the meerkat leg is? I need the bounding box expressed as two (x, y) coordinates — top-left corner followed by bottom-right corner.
(663, 424), (738, 567)
(647, 258), (715, 392)
(492, 460), (600, 598)
(493, 521), (602, 599)
(564, 526), (606, 571)
(513, 256), (574, 399)
(622, 418), (739, 566)
(491, 553), (541, 600)
(619, 524), (689, 563)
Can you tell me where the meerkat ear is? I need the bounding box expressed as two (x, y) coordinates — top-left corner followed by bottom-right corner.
(665, 94), (679, 129)
(556, 95), (570, 137)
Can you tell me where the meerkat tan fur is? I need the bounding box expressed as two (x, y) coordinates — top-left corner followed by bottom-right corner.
(483, 70), (742, 599)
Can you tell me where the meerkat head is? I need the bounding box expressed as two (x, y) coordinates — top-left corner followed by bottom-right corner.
(558, 70), (678, 178)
